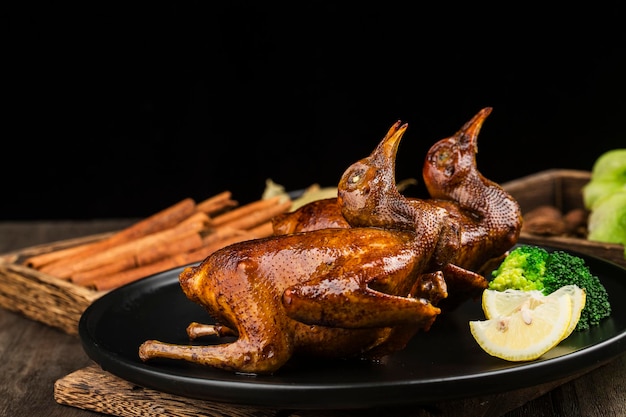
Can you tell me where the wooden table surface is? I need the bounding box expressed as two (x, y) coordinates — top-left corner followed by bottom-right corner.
(1, 220), (625, 417)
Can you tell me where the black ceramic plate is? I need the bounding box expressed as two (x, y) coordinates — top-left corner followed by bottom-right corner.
(79, 248), (626, 409)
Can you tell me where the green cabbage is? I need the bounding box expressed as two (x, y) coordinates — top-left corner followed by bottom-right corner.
(583, 149), (626, 258)
(587, 191), (626, 257)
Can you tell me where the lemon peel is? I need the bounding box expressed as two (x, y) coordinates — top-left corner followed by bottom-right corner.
(470, 286), (585, 361)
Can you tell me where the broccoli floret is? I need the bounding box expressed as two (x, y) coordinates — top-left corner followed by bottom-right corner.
(489, 245), (549, 291)
(488, 245), (612, 331)
(542, 250), (612, 331)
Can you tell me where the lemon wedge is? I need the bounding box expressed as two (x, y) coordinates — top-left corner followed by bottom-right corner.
(470, 286), (585, 362)
(547, 285), (586, 337)
(482, 289), (545, 319)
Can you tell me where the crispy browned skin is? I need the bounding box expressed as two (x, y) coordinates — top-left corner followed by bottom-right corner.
(272, 197), (349, 234)
(422, 108), (522, 279)
(139, 122), (456, 374)
(272, 108), (522, 308)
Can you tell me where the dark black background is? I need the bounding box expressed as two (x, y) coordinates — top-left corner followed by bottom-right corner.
(5, 3), (625, 220)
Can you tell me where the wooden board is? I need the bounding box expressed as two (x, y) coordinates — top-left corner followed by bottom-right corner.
(53, 364), (584, 417)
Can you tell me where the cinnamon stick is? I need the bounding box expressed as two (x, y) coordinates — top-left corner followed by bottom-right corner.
(23, 198), (197, 269)
(86, 255), (193, 291)
(214, 198), (292, 230)
(85, 224), (263, 291)
(104, 197), (198, 243)
(85, 232), (233, 292)
(69, 257), (139, 287)
(69, 229), (204, 286)
(186, 230), (259, 262)
(79, 219), (256, 286)
(195, 191), (238, 216)
(42, 211), (211, 279)
(210, 196), (287, 227)
(21, 238), (109, 271)
(25, 192), (294, 291)
(134, 229), (204, 266)
(88, 228), (264, 291)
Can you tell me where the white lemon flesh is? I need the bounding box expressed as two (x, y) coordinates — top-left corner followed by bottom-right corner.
(470, 285), (585, 362)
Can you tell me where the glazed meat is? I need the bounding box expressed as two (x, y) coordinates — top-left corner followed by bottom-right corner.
(272, 197), (349, 235)
(272, 108), (522, 308)
(139, 120), (466, 374)
(422, 107), (522, 274)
